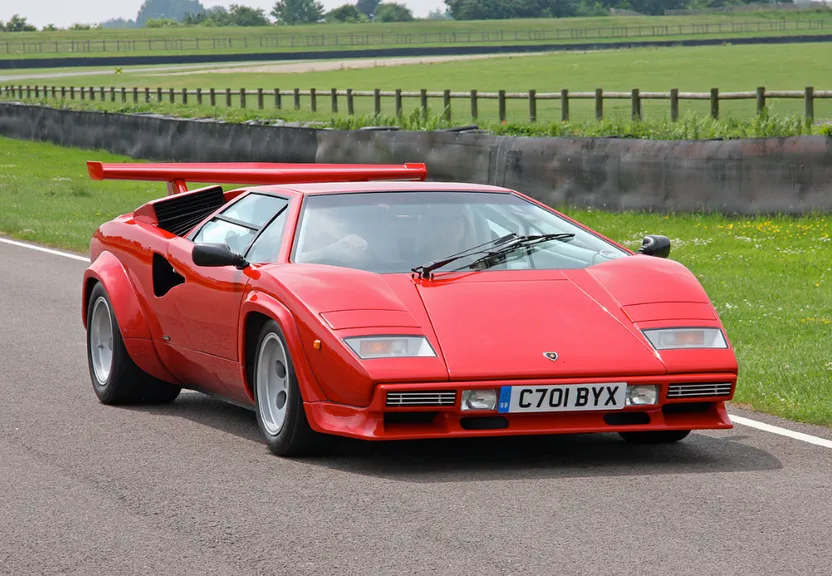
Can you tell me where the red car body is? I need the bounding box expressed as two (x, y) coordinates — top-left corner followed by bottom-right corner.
(81, 161), (736, 453)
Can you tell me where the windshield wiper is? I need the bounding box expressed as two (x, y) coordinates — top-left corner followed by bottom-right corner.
(412, 233), (518, 279)
(452, 233), (576, 273)
(412, 233), (575, 279)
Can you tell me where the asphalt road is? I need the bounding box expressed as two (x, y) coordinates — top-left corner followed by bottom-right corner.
(1, 238), (830, 576)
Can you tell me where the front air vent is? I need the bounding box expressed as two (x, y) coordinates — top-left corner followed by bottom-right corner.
(386, 391), (456, 408)
(667, 383), (733, 399)
(153, 186), (226, 237)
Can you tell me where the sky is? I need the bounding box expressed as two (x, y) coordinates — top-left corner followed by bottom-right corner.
(3, 0), (447, 28)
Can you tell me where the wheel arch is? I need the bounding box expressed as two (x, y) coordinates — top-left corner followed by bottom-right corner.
(82, 252), (179, 384)
(239, 292), (328, 405)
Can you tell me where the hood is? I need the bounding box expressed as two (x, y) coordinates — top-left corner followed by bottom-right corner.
(270, 256), (722, 382)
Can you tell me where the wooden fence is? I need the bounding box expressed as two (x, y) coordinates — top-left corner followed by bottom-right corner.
(3, 84), (830, 122)
(0, 18), (827, 56)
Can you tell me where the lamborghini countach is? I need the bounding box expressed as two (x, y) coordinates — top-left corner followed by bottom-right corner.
(82, 161), (737, 456)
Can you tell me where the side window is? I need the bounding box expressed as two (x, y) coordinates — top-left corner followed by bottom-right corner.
(246, 210), (289, 263)
(192, 193), (288, 257)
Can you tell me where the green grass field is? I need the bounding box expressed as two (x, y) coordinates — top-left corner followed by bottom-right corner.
(2, 10), (832, 60)
(5, 43), (832, 123)
(0, 135), (829, 426)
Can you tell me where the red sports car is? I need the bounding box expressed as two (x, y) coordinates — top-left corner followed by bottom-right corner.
(82, 161), (737, 456)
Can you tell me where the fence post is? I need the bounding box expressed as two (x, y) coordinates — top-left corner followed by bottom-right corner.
(61, 86), (66, 100)
(240, 88), (246, 109)
(374, 89), (381, 116)
(309, 88), (316, 112)
(595, 88), (603, 120)
(443, 89), (451, 122)
(561, 89), (569, 122)
(395, 89), (402, 119)
(226, 88), (232, 107)
(420, 89), (427, 121)
(470, 89), (478, 120)
(528, 89), (537, 122)
(710, 88), (719, 120)
(89, 86), (95, 101)
(144, 87), (149, 103)
(80, 87), (86, 100)
(294, 88), (300, 110)
(258, 88), (264, 110)
(169, 87), (175, 104)
(100, 86), (105, 101)
(275, 88), (282, 109)
(72, 86), (76, 100)
(347, 89), (354, 115)
(631, 88), (641, 120)
(182, 87), (187, 105)
(157, 87), (162, 102)
(670, 88), (679, 121)
(196, 88), (202, 105)
(52, 86), (57, 98)
(498, 90), (506, 122)
(804, 86), (814, 121)
(110, 86), (116, 102)
(209, 88), (216, 106)
(756, 86), (765, 115)
(133, 87), (138, 103)
(331, 88), (338, 113)
(119, 87), (125, 103)
(34, 86), (39, 98)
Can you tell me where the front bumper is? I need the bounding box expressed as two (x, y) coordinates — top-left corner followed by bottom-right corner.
(304, 373), (736, 440)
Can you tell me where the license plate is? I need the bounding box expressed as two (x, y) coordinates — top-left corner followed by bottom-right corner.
(497, 383), (627, 413)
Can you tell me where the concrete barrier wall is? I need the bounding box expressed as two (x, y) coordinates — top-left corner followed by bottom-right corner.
(1, 102), (830, 214)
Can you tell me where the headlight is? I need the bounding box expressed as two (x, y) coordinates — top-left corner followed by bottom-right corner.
(626, 385), (658, 406)
(344, 336), (436, 359)
(642, 328), (728, 350)
(461, 389), (498, 411)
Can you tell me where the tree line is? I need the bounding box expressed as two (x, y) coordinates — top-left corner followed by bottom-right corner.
(0, 0), (802, 31)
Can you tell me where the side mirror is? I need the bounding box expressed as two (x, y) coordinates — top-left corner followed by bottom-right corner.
(192, 243), (249, 269)
(638, 235), (671, 258)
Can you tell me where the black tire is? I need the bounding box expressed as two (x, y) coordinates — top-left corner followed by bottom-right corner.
(618, 430), (692, 444)
(252, 320), (327, 457)
(86, 282), (182, 405)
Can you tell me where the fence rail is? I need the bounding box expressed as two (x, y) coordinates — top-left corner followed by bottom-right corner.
(2, 84), (829, 122)
(0, 19), (828, 56)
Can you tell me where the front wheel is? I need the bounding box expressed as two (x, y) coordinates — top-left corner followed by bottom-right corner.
(618, 430), (691, 444)
(86, 282), (181, 405)
(253, 320), (326, 457)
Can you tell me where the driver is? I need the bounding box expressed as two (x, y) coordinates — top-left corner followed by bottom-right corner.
(423, 204), (472, 260)
(299, 232), (368, 263)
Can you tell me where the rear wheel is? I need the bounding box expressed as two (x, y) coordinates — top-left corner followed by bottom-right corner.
(618, 430), (691, 444)
(86, 282), (181, 405)
(253, 320), (325, 457)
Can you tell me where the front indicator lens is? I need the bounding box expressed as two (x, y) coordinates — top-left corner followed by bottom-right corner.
(626, 385), (658, 406)
(461, 389), (498, 411)
(642, 328), (728, 350)
(344, 336), (436, 359)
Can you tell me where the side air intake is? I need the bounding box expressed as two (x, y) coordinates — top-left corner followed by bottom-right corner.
(152, 186), (226, 237)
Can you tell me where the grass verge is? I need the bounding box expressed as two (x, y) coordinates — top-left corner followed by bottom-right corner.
(0, 135), (829, 425)
(1, 98), (828, 139)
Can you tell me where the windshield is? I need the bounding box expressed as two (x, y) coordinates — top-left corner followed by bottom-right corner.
(292, 191), (628, 273)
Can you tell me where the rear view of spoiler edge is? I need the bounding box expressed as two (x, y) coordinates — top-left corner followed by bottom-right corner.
(86, 161), (428, 195)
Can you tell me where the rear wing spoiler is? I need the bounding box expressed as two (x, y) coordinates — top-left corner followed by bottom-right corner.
(86, 161), (428, 195)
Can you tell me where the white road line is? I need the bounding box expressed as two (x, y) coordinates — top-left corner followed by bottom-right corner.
(730, 414), (832, 449)
(3, 233), (832, 450)
(0, 237), (89, 262)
